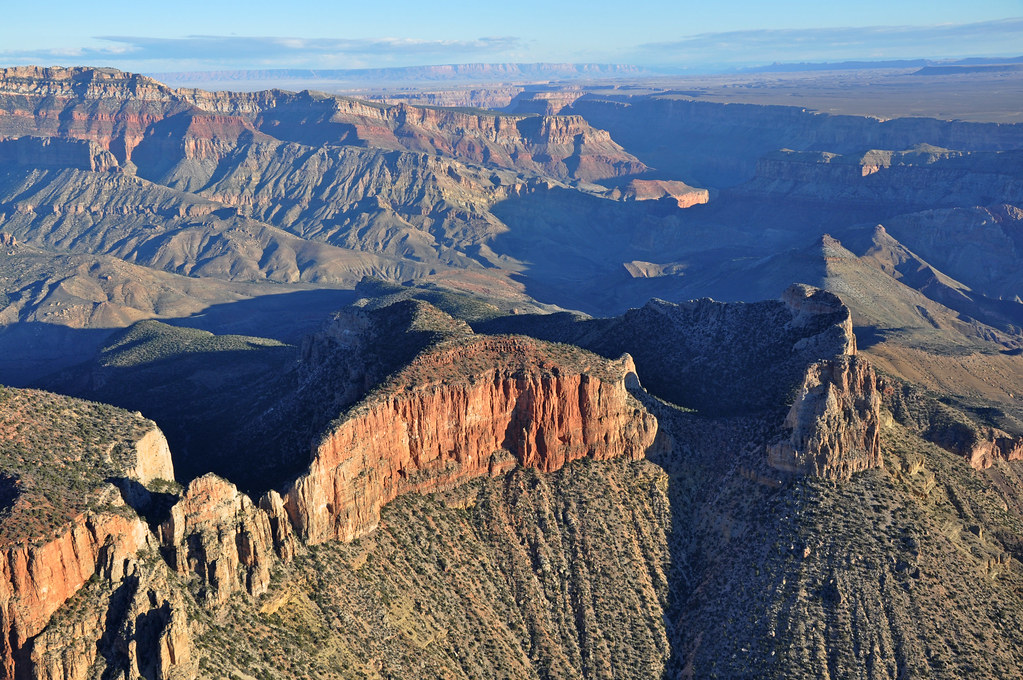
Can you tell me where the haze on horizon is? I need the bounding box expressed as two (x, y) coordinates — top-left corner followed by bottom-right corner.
(2, 0), (1022, 75)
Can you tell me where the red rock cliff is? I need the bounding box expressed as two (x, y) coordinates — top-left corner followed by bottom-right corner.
(0, 388), (177, 678)
(0, 492), (152, 678)
(283, 336), (663, 544)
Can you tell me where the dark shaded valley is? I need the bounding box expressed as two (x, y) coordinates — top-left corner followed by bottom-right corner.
(1, 63), (1023, 679)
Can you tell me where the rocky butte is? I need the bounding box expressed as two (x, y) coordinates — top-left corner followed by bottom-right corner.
(282, 335), (664, 544)
(0, 388), (178, 678)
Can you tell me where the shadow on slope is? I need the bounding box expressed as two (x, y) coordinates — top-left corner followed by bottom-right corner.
(164, 287), (360, 341)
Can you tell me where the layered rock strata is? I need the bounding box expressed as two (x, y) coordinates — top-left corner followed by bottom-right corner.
(283, 336), (663, 543)
(0, 388), (180, 678)
(0, 66), (645, 183)
(0, 497), (152, 678)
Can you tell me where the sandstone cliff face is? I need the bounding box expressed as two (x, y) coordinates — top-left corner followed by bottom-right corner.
(964, 428), (1023, 469)
(0, 493), (152, 678)
(609, 179), (710, 208)
(0, 67), (190, 164)
(767, 355), (883, 479)
(25, 556), (195, 680)
(0, 389), (181, 678)
(249, 94), (646, 182)
(283, 336), (663, 544)
(132, 427), (176, 484)
(159, 474), (275, 604)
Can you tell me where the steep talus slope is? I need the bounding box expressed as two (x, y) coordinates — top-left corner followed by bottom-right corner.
(194, 459), (674, 679)
(877, 204), (1023, 303)
(659, 416), (1023, 679)
(0, 165), (435, 285)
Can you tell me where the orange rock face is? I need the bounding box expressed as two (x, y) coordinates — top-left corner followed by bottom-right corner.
(0, 497), (151, 677)
(965, 429), (1023, 470)
(284, 336), (663, 544)
(616, 179), (710, 208)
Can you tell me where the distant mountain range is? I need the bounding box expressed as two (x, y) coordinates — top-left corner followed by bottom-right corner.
(152, 56), (1023, 90)
(154, 62), (653, 89)
(737, 55), (1023, 74)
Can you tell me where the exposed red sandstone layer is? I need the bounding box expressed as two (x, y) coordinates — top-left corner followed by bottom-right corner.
(0, 388), (176, 678)
(283, 336), (663, 544)
(767, 355), (883, 479)
(967, 430), (1023, 470)
(0, 492), (151, 678)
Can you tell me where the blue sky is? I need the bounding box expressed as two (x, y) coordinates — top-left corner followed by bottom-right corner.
(2, 0), (1022, 72)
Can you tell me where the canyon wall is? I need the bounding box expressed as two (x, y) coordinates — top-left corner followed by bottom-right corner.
(567, 95), (1023, 186)
(0, 66), (645, 184)
(283, 336), (664, 543)
(0, 399), (177, 678)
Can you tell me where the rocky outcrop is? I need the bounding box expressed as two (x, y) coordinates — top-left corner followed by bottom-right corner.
(25, 557), (195, 680)
(283, 336), (663, 544)
(0, 389), (182, 678)
(767, 355), (883, 479)
(132, 427), (176, 484)
(159, 474), (275, 604)
(609, 179), (709, 208)
(0, 492), (152, 678)
(768, 286), (882, 479)
(782, 281), (857, 356)
(964, 428), (1023, 469)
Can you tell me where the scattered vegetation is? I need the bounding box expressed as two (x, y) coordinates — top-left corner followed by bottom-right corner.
(0, 386), (153, 543)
